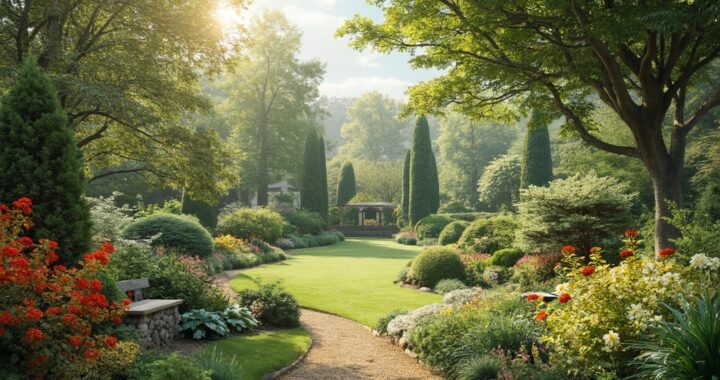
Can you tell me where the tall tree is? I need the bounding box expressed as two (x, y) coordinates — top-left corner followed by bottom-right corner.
(301, 130), (323, 215)
(438, 112), (516, 208)
(337, 91), (410, 161)
(221, 10), (325, 205)
(318, 135), (329, 223)
(339, 1), (720, 251)
(401, 150), (411, 226)
(0, 0), (242, 198)
(0, 58), (90, 263)
(409, 115), (440, 225)
(336, 162), (357, 206)
(521, 113), (553, 188)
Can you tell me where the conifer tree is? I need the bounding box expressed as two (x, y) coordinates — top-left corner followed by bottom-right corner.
(301, 130), (322, 214)
(408, 115), (440, 225)
(401, 150), (410, 225)
(336, 162), (357, 206)
(318, 135), (329, 224)
(521, 112), (553, 188)
(0, 57), (91, 263)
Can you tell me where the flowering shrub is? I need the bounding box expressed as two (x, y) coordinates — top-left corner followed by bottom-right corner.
(0, 198), (128, 378)
(537, 232), (720, 376)
(394, 231), (417, 245)
(178, 255), (208, 279)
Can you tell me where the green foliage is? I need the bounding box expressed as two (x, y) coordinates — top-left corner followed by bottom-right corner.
(455, 356), (501, 380)
(433, 279), (468, 294)
(394, 231), (418, 245)
(414, 214), (456, 240)
(180, 309), (230, 340)
(336, 161), (357, 206)
(283, 210), (325, 235)
(193, 347), (242, 380)
(318, 136), (329, 223)
(106, 242), (229, 312)
(87, 194), (136, 246)
(411, 247), (465, 287)
(440, 212), (495, 222)
(223, 304), (260, 333)
(182, 195), (219, 230)
(237, 282), (301, 327)
(375, 309), (408, 335)
(0, 57), (91, 263)
(458, 215), (517, 254)
(124, 213), (214, 258)
(71, 341), (142, 380)
(351, 160), (404, 204)
(301, 130), (326, 217)
(516, 172), (635, 254)
(142, 353), (211, 380)
(409, 115), (440, 225)
(401, 150), (411, 226)
(216, 208), (285, 243)
(438, 220), (470, 245)
(481, 265), (511, 286)
(629, 291), (720, 380)
(477, 154), (521, 211)
(521, 116), (553, 189)
(397, 266), (410, 282)
(668, 207), (720, 259)
(490, 248), (524, 268)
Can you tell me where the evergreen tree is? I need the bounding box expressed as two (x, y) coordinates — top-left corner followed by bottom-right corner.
(301, 130), (323, 214)
(409, 115), (440, 225)
(318, 135), (329, 224)
(521, 112), (553, 188)
(336, 162), (357, 206)
(0, 58), (91, 263)
(181, 192), (219, 230)
(401, 150), (410, 226)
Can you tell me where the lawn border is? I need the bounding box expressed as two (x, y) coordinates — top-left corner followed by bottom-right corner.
(261, 331), (314, 380)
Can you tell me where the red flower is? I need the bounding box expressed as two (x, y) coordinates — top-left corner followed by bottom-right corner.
(10, 257), (29, 269)
(80, 294), (108, 308)
(535, 311), (548, 321)
(25, 307), (43, 322)
(100, 242), (115, 254)
(90, 279), (103, 293)
(45, 307), (62, 317)
(620, 250), (634, 259)
(83, 349), (99, 360)
(62, 314), (78, 324)
(111, 316), (122, 325)
(658, 248), (676, 257)
(2, 246), (19, 257)
(12, 197), (32, 214)
(83, 251), (109, 265)
(561, 245), (575, 254)
(526, 293), (539, 301)
(624, 229), (639, 238)
(48, 240), (58, 249)
(558, 293), (571, 303)
(68, 335), (83, 347)
(23, 327), (43, 342)
(0, 311), (14, 325)
(581, 266), (596, 276)
(104, 336), (117, 348)
(17, 237), (33, 247)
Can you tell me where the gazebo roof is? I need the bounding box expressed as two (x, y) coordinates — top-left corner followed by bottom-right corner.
(267, 180), (296, 192)
(343, 202), (396, 209)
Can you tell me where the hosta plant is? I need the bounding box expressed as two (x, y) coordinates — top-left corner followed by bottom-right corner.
(180, 309), (229, 340)
(223, 304), (258, 333)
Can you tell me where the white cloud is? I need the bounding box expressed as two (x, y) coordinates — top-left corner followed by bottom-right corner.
(357, 52), (382, 68)
(320, 77), (413, 99)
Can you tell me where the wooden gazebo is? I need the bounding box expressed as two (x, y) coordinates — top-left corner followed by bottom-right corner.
(342, 202), (396, 226)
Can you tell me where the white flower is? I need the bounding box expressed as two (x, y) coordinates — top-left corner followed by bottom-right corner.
(711, 258), (720, 271)
(690, 254), (712, 270)
(627, 303), (646, 321)
(643, 262), (656, 276)
(602, 330), (620, 351)
(555, 282), (570, 294)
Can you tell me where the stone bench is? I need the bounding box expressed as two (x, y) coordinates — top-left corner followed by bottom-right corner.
(117, 278), (183, 347)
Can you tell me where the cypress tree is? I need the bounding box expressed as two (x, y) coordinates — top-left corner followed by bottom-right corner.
(336, 161), (356, 206)
(0, 57), (91, 263)
(401, 150), (410, 225)
(301, 130), (322, 214)
(317, 135), (329, 224)
(521, 112), (553, 188)
(181, 192), (219, 230)
(408, 115), (440, 225)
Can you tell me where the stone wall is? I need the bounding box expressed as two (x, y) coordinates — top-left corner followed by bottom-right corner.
(123, 305), (181, 347)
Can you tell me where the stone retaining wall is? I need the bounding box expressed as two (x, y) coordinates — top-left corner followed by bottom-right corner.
(123, 305), (181, 347)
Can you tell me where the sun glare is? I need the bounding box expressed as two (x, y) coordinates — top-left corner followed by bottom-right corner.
(214, 1), (242, 28)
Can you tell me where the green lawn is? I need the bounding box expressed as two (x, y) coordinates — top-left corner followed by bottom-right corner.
(200, 328), (311, 380)
(229, 237), (441, 327)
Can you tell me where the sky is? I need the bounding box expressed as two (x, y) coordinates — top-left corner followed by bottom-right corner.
(218, 0), (440, 100)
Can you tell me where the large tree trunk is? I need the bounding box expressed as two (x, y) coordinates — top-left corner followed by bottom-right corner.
(651, 171), (683, 251)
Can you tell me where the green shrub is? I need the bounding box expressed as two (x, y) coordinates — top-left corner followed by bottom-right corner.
(397, 267), (410, 283)
(439, 212), (495, 222)
(237, 282), (300, 327)
(285, 234), (308, 249)
(194, 347), (242, 380)
(70, 340), (142, 380)
(490, 248), (523, 267)
(409, 311), (484, 374)
(438, 220), (470, 245)
(315, 231), (340, 246)
(124, 213), (214, 258)
(375, 309), (407, 335)
(138, 353), (211, 380)
(456, 356), (501, 380)
(414, 214), (455, 239)
(454, 317), (538, 361)
(458, 214), (517, 254)
(395, 231), (417, 245)
(411, 247), (465, 287)
(283, 210), (325, 235)
(434, 279), (468, 294)
(216, 208), (285, 243)
(482, 265), (511, 286)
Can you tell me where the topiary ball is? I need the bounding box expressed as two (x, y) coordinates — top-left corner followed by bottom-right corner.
(123, 213), (213, 258)
(438, 220), (470, 245)
(490, 248), (524, 267)
(410, 247), (465, 287)
(414, 214), (456, 239)
(458, 215), (517, 254)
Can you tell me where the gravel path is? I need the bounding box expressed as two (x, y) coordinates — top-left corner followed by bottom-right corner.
(216, 270), (440, 380)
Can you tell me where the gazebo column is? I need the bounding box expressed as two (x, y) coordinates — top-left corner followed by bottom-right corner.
(377, 208), (383, 225)
(358, 207), (365, 226)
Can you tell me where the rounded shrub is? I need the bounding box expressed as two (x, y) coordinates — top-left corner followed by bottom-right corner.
(458, 214), (517, 254)
(282, 210), (325, 235)
(414, 214), (455, 239)
(123, 213), (213, 258)
(237, 282), (300, 327)
(216, 208), (285, 243)
(490, 248), (524, 267)
(438, 220), (470, 245)
(434, 278), (468, 294)
(456, 356), (500, 380)
(411, 247), (465, 287)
